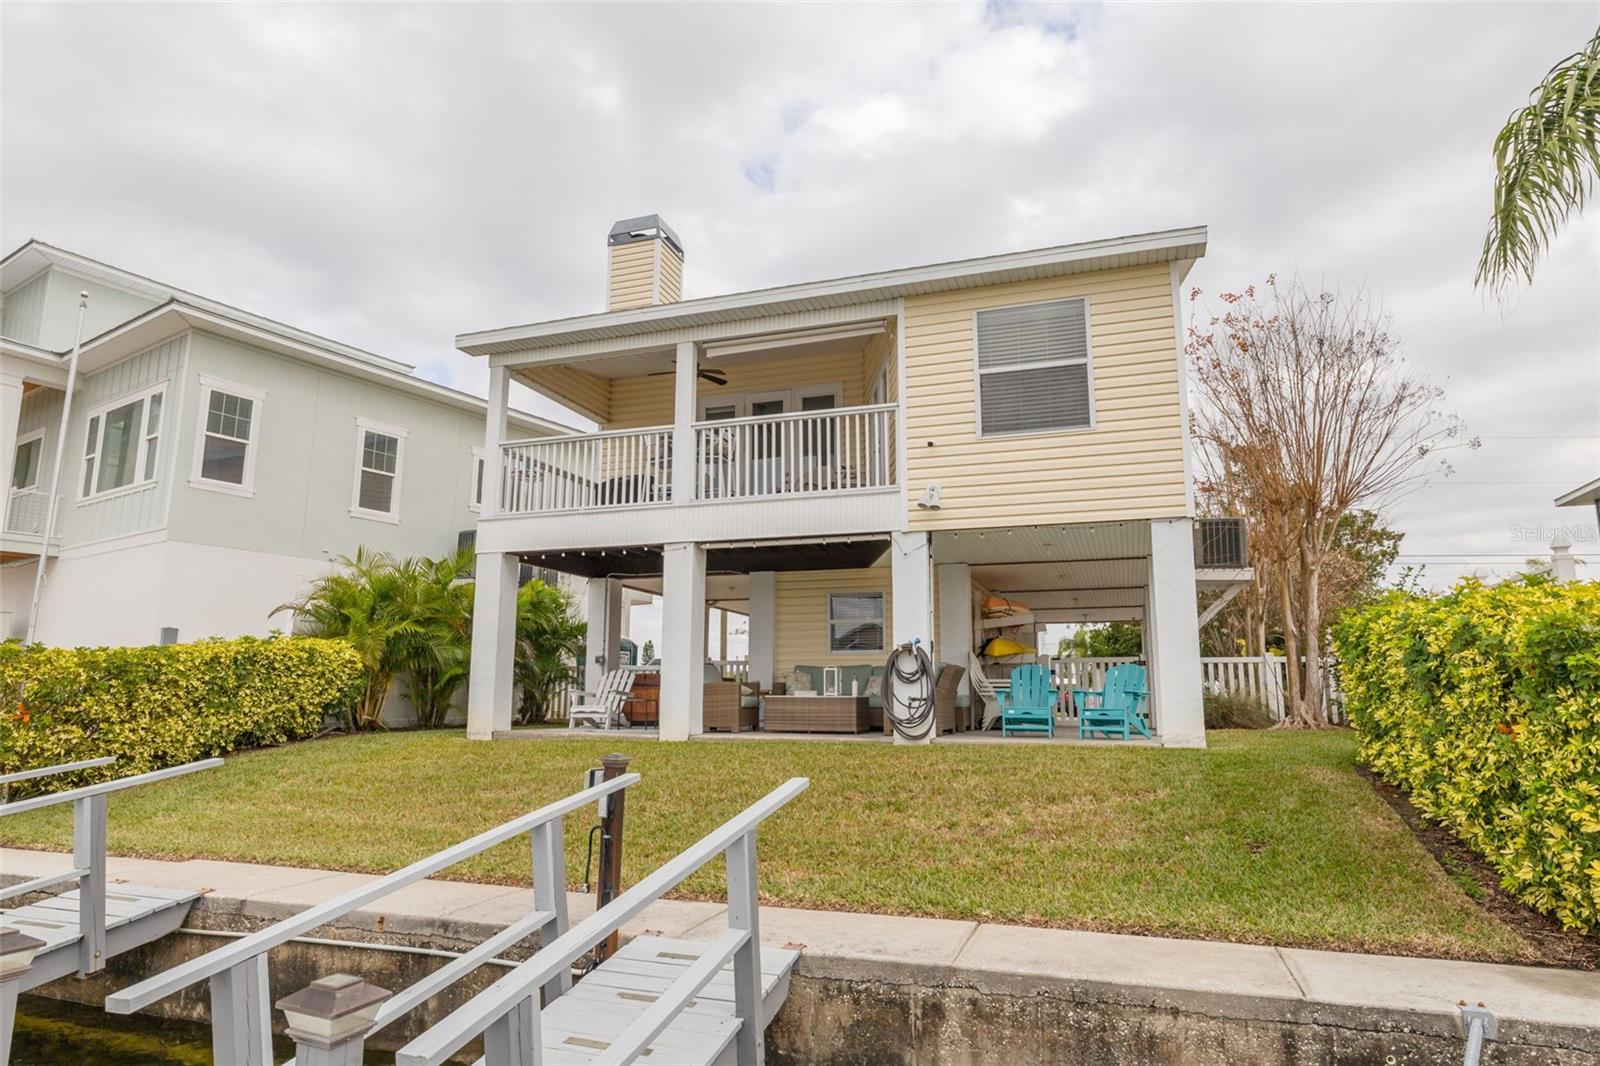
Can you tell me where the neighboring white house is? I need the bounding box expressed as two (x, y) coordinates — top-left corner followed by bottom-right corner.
(0, 241), (569, 647)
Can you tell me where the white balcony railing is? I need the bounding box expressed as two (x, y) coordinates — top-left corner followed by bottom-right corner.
(4, 489), (56, 538)
(494, 405), (898, 516)
(499, 427), (674, 514)
(694, 403), (896, 502)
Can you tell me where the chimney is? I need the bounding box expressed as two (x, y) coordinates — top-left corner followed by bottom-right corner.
(606, 215), (684, 311)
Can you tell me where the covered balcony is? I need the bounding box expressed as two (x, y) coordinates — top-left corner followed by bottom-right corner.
(474, 317), (904, 554)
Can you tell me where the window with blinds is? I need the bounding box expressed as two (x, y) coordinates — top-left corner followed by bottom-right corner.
(974, 297), (1092, 436)
(350, 418), (407, 520)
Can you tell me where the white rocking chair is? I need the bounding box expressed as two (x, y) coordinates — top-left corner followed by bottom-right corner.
(569, 669), (634, 730)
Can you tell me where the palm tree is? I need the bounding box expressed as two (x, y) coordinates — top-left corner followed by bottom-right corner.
(1477, 28), (1600, 294)
(513, 579), (586, 725)
(393, 551), (475, 729)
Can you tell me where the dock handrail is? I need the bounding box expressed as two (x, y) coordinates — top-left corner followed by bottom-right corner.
(396, 776), (810, 1066)
(106, 771), (640, 1066)
(0, 757), (221, 978)
(0, 755), (116, 789)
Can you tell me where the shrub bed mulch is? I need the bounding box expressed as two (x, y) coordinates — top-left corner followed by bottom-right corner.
(1361, 766), (1600, 970)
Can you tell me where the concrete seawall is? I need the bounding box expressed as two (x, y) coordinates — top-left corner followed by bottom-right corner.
(6, 850), (1597, 1065)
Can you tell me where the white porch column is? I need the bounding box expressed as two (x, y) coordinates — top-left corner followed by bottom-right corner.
(466, 552), (519, 740)
(481, 365), (510, 516)
(890, 530), (934, 745)
(935, 562), (972, 701)
(583, 577), (623, 692)
(1148, 518), (1206, 748)
(0, 373), (24, 519)
(670, 341), (697, 505)
(659, 541), (707, 740)
(747, 570), (777, 689)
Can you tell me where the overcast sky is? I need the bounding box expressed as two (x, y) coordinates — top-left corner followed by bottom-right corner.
(5, 3), (1597, 645)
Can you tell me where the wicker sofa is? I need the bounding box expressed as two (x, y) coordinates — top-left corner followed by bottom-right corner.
(779, 664), (886, 729)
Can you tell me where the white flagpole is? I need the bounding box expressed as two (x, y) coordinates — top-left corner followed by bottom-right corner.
(24, 291), (89, 644)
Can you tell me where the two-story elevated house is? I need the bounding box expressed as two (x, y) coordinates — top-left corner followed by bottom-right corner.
(0, 241), (567, 648)
(463, 217), (1245, 747)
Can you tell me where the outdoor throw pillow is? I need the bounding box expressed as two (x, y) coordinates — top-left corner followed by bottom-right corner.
(780, 669), (815, 692)
(865, 674), (883, 699)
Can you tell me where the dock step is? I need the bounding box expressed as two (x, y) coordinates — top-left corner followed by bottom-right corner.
(0, 884), (200, 992)
(509, 935), (799, 1065)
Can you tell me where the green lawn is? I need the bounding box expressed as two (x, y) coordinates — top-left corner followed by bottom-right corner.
(0, 730), (1537, 962)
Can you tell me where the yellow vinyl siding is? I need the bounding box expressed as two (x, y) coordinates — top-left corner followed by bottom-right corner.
(902, 264), (1186, 530)
(775, 566), (891, 671)
(607, 241), (658, 311)
(606, 349), (869, 431)
(658, 243), (684, 303)
(520, 364), (612, 424)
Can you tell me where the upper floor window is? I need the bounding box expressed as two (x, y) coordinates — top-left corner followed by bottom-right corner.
(12, 431), (43, 490)
(191, 377), (265, 496)
(351, 417), (407, 522)
(974, 297), (1093, 437)
(81, 385), (164, 499)
(828, 591), (885, 653)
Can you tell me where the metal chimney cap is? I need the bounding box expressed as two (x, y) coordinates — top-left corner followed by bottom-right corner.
(607, 214), (684, 257)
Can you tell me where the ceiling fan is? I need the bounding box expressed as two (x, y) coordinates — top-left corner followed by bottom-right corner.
(648, 360), (728, 386)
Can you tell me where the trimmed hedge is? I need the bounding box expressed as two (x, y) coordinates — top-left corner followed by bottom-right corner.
(1334, 578), (1600, 931)
(0, 637), (364, 796)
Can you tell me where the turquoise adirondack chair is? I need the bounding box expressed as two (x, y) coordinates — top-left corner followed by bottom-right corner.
(1072, 663), (1152, 740)
(996, 663), (1056, 737)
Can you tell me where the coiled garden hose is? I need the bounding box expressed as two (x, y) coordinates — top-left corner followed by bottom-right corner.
(884, 640), (936, 741)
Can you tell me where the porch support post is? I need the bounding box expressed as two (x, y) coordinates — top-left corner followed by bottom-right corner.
(583, 577), (623, 692)
(467, 551), (519, 739)
(747, 571), (777, 689)
(1148, 518), (1206, 748)
(671, 340), (697, 505)
(0, 374), (23, 521)
(659, 541), (707, 740)
(935, 562), (972, 705)
(890, 530), (934, 745)
(482, 365), (509, 516)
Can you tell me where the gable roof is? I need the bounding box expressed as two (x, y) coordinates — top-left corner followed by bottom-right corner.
(458, 225), (1207, 357)
(0, 240), (572, 435)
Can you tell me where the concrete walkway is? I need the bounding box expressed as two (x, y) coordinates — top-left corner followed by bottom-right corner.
(3, 847), (1596, 1055)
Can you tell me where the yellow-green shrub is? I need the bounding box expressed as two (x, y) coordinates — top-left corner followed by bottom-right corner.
(1334, 578), (1600, 931)
(0, 637), (363, 796)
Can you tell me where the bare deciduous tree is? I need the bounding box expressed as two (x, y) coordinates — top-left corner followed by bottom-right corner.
(1189, 277), (1473, 726)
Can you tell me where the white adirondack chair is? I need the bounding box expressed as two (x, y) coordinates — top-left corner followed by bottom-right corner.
(969, 652), (1003, 730)
(569, 669), (634, 730)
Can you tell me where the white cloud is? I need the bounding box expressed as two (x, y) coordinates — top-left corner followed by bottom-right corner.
(3, 1), (1595, 583)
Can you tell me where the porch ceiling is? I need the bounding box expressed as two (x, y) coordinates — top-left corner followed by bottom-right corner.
(931, 522), (1151, 566)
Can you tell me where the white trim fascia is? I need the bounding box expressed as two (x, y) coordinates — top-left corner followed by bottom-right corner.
(51, 300), (571, 437)
(0, 339), (68, 385)
(1555, 476), (1600, 507)
(1171, 261), (1197, 518)
(52, 525), (168, 559)
(188, 372), (266, 497)
(350, 415), (408, 522)
(461, 226), (1208, 356)
(700, 322), (888, 360)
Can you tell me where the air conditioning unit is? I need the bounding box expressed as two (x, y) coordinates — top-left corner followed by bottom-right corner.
(1195, 518), (1249, 568)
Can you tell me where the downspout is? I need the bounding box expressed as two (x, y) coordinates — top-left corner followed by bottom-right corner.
(24, 292), (89, 644)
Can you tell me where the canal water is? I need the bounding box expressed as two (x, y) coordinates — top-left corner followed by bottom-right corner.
(13, 997), (388, 1065)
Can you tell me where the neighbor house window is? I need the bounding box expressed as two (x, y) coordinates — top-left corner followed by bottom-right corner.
(191, 377), (265, 495)
(469, 446), (485, 511)
(351, 417), (406, 521)
(974, 297), (1093, 436)
(12, 432), (42, 490)
(81, 385), (165, 499)
(828, 591), (885, 653)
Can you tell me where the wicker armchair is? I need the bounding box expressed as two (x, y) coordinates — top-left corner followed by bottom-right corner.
(703, 679), (757, 732)
(882, 664), (965, 736)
